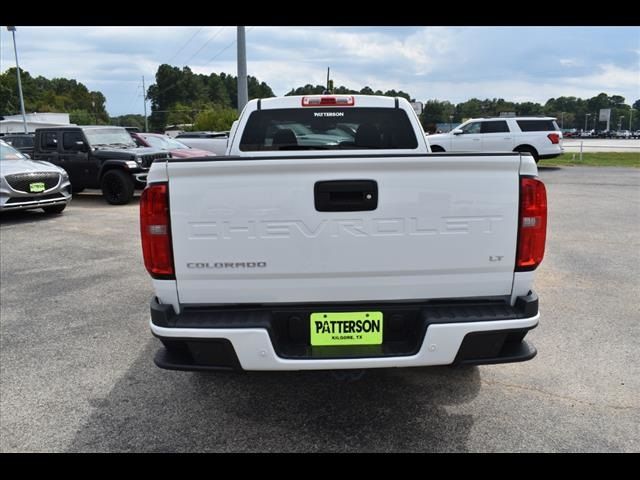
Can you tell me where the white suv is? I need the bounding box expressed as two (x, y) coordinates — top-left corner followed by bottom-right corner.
(427, 117), (563, 162)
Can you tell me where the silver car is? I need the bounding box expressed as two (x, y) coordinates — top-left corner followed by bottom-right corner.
(0, 140), (72, 213)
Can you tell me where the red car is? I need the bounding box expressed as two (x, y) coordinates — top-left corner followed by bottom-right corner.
(131, 132), (216, 158)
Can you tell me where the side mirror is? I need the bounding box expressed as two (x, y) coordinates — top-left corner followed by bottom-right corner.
(452, 129), (463, 135)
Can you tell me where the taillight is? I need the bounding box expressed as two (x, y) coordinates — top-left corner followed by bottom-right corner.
(140, 182), (174, 279)
(516, 177), (547, 271)
(302, 95), (355, 106)
(547, 133), (560, 144)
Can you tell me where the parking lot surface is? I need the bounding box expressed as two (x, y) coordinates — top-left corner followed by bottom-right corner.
(1, 167), (639, 452)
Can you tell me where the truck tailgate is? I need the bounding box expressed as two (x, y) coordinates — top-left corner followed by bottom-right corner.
(167, 155), (521, 304)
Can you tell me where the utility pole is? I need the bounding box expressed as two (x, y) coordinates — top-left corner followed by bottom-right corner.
(142, 75), (149, 131)
(7, 26), (28, 134)
(584, 113), (591, 133)
(237, 26), (248, 113)
(326, 67), (330, 91)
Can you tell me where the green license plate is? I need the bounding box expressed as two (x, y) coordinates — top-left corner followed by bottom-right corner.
(310, 311), (383, 346)
(29, 182), (45, 193)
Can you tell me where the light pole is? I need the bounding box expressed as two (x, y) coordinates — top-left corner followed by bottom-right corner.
(7, 26), (28, 134)
(449, 115), (453, 132)
(561, 112), (564, 130)
(619, 116), (624, 132)
(584, 113), (591, 133)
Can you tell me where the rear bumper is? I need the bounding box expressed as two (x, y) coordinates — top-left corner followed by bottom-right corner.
(150, 293), (539, 371)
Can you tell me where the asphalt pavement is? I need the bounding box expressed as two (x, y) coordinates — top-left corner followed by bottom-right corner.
(1, 167), (639, 452)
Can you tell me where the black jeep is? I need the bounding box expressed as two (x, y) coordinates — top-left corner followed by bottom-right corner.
(33, 126), (170, 204)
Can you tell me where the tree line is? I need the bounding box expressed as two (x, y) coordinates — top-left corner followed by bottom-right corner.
(2, 66), (638, 133)
(146, 64), (274, 132)
(0, 68), (109, 125)
(285, 84), (413, 101)
(421, 94), (640, 133)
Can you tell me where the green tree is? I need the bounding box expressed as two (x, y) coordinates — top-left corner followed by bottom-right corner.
(420, 99), (455, 132)
(166, 101), (197, 127)
(285, 84), (326, 96)
(194, 107), (238, 131)
(516, 102), (544, 116)
(110, 114), (146, 130)
(147, 65), (274, 130)
(0, 68), (108, 122)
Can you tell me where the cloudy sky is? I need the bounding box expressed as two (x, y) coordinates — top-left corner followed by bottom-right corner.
(1, 26), (638, 116)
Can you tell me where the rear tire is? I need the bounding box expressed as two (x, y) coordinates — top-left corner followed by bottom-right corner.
(514, 146), (539, 163)
(430, 145), (445, 153)
(101, 169), (134, 205)
(42, 204), (66, 214)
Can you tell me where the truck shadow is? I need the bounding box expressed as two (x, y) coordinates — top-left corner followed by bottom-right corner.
(67, 341), (481, 452)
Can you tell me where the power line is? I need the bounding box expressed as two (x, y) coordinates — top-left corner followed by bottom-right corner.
(183, 27), (226, 66)
(144, 27), (255, 117)
(205, 27), (254, 66)
(166, 27), (203, 65)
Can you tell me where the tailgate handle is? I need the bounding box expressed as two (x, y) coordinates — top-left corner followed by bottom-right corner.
(314, 180), (378, 212)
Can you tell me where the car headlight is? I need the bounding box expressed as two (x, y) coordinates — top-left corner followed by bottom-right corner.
(127, 160), (140, 168)
(59, 170), (69, 180)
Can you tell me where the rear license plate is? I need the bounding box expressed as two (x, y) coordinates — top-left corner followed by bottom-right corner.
(310, 311), (383, 346)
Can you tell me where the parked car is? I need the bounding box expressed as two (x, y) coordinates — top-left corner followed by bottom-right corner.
(2, 133), (35, 158)
(0, 139), (71, 213)
(615, 130), (631, 138)
(131, 132), (216, 158)
(32, 126), (170, 205)
(426, 116), (563, 162)
(174, 131), (229, 156)
(175, 131), (229, 138)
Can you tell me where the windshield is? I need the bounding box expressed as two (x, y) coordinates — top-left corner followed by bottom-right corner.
(143, 135), (189, 150)
(0, 143), (28, 160)
(83, 128), (136, 148)
(240, 108), (419, 151)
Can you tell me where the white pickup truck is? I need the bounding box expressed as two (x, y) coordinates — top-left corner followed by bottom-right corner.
(141, 94), (547, 372)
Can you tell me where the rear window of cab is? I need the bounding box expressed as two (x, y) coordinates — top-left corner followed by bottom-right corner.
(239, 107), (419, 151)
